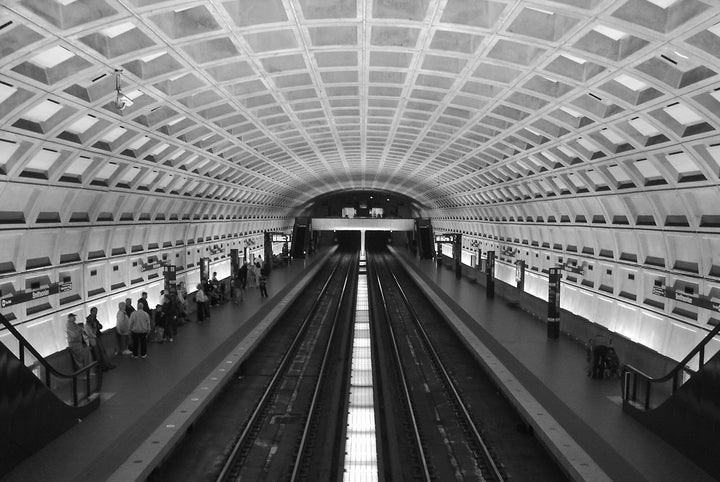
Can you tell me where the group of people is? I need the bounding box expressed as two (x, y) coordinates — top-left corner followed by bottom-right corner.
(66, 286), (189, 368)
(66, 265), (273, 369)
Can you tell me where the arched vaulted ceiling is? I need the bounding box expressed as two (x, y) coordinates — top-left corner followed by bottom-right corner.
(0, 0), (719, 221)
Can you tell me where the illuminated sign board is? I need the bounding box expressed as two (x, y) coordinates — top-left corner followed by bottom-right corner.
(1, 281), (72, 309)
(653, 285), (720, 313)
(434, 234), (455, 243)
(272, 234), (289, 243)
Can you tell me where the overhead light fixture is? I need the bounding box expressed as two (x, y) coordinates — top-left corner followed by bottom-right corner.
(114, 69), (134, 111)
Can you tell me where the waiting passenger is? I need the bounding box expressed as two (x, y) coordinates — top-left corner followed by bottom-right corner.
(259, 273), (268, 298)
(195, 284), (209, 323)
(233, 272), (244, 304)
(66, 313), (89, 369)
(125, 298), (135, 317)
(85, 307), (115, 371)
(129, 307), (150, 358)
(162, 295), (179, 342)
(116, 302), (132, 355)
(137, 292), (151, 315)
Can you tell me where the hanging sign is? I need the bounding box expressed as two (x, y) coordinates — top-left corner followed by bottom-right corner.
(1, 281), (72, 309)
(653, 285), (720, 314)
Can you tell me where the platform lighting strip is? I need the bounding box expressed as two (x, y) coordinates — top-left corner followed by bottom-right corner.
(343, 256), (378, 482)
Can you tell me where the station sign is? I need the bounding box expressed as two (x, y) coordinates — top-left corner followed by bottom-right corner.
(501, 246), (516, 258)
(434, 234), (455, 243)
(559, 263), (584, 275)
(1, 281), (72, 309)
(208, 245), (223, 255)
(653, 285), (720, 314)
(139, 260), (168, 272)
(271, 234), (289, 243)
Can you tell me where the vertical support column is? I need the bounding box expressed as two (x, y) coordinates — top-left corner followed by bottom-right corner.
(199, 257), (210, 284)
(486, 250), (495, 298)
(515, 259), (525, 291)
(263, 232), (272, 274)
(547, 267), (561, 339)
(230, 249), (240, 278)
(454, 234), (462, 279)
(360, 229), (366, 258)
(163, 265), (177, 296)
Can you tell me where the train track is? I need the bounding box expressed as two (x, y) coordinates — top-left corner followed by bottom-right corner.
(216, 253), (356, 481)
(369, 252), (505, 481)
(153, 253), (356, 481)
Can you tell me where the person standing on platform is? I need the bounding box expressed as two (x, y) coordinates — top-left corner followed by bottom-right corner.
(85, 307), (115, 371)
(129, 306), (150, 358)
(125, 298), (135, 317)
(239, 262), (248, 290)
(248, 261), (257, 288)
(116, 301), (132, 355)
(162, 294), (179, 342)
(233, 272), (244, 304)
(66, 313), (89, 369)
(259, 272), (268, 298)
(137, 292), (151, 316)
(195, 283), (209, 323)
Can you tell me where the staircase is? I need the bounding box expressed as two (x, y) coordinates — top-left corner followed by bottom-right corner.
(0, 313), (102, 476)
(622, 323), (720, 478)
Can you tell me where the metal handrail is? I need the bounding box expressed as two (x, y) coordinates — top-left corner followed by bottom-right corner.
(0, 312), (101, 406)
(622, 322), (720, 410)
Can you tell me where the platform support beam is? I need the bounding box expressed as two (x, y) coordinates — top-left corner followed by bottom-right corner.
(486, 251), (495, 298)
(547, 267), (561, 339)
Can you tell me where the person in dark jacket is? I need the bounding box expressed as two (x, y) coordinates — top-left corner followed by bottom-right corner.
(85, 307), (115, 371)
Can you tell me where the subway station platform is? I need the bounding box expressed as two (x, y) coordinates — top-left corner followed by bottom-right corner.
(2, 251), (333, 482)
(3, 246), (713, 482)
(392, 247), (714, 482)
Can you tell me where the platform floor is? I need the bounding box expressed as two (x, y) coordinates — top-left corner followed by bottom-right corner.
(3, 254), (326, 482)
(394, 249), (714, 482)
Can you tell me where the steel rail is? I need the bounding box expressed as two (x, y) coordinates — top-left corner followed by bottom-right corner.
(382, 254), (504, 482)
(369, 255), (433, 482)
(290, 253), (357, 481)
(215, 255), (348, 482)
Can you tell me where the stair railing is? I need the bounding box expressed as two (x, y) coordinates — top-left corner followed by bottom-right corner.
(0, 313), (102, 406)
(622, 322), (720, 411)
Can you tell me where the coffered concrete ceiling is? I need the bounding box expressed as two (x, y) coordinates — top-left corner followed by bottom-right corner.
(0, 0), (719, 218)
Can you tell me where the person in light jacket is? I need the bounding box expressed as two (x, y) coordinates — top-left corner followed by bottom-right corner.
(66, 313), (89, 369)
(129, 307), (151, 358)
(116, 301), (132, 355)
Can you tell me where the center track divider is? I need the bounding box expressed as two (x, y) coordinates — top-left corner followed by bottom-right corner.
(108, 247), (337, 482)
(388, 247), (611, 482)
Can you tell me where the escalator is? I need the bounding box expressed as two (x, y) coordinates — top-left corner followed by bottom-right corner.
(0, 314), (102, 476)
(622, 323), (720, 478)
(415, 218), (434, 259)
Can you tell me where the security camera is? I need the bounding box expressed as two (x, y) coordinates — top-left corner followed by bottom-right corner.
(114, 93), (133, 111)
